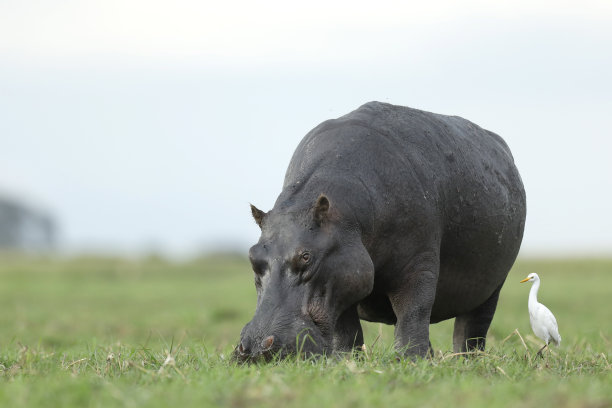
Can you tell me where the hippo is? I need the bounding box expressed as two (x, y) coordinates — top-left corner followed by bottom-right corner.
(237, 101), (526, 361)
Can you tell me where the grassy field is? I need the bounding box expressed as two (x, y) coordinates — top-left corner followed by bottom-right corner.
(0, 255), (610, 407)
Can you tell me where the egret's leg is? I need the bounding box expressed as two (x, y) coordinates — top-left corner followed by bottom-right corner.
(453, 284), (503, 353)
(536, 343), (548, 358)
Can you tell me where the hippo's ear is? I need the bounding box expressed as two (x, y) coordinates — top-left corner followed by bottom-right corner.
(313, 194), (330, 225)
(250, 204), (266, 228)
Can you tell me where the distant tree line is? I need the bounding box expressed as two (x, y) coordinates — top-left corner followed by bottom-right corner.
(0, 196), (56, 251)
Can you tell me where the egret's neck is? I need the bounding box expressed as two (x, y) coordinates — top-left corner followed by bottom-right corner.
(528, 279), (540, 307)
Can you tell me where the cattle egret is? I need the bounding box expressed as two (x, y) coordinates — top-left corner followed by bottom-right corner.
(520, 273), (561, 356)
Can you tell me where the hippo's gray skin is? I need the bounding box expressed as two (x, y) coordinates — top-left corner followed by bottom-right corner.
(237, 102), (526, 361)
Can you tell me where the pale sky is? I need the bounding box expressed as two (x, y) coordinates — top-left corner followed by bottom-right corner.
(1, 1), (611, 256)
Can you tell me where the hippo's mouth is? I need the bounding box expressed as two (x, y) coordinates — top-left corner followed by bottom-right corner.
(233, 326), (329, 363)
(233, 343), (279, 363)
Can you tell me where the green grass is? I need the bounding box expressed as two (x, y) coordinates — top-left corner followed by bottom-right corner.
(0, 254), (611, 407)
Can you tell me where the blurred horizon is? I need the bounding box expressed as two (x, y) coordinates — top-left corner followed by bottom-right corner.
(2, 1), (611, 257)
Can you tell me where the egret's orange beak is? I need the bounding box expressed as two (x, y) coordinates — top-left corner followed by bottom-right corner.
(519, 277), (530, 283)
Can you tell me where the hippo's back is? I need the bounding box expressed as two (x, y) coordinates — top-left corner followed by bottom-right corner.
(286, 101), (524, 230)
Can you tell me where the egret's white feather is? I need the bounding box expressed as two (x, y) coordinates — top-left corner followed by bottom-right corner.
(522, 273), (561, 347)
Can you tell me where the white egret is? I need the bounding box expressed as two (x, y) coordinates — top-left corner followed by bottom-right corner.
(520, 273), (561, 356)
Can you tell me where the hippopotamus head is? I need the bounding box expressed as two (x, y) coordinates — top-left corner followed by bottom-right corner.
(236, 194), (374, 362)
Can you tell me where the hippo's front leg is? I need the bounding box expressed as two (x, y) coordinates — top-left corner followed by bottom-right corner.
(332, 305), (364, 352)
(388, 260), (439, 358)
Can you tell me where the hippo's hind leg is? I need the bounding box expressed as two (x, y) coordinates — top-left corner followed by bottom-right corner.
(453, 284), (503, 353)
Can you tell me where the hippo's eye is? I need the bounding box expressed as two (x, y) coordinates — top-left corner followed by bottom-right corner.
(292, 251), (313, 274)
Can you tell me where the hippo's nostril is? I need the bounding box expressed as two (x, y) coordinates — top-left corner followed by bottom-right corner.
(239, 341), (250, 356)
(261, 335), (275, 350)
